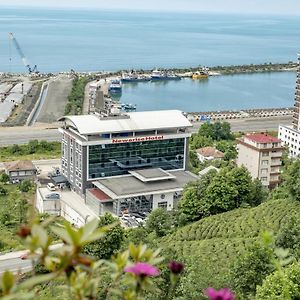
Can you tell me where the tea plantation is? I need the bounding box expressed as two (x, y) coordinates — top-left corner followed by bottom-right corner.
(162, 199), (300, 297)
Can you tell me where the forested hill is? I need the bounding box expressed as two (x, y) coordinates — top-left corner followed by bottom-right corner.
(161, 199), (300, 299)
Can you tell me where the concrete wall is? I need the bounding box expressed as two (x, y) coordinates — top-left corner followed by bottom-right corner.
(36, 188), (60, 216)
(237, 143), (260, 179)
(152, 192), (174, 211)
(60, 200), (86, 227)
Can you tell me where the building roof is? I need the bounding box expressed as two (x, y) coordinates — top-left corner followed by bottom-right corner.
(196, 146), (224, 159)
(89, 188), (111, 201)
(198, 166), (219, 176)
(4, 160), (36, 172)
(245, 133), (281, 144)
(92, 170), (198, 199)
(58, 110), (192, 135)
(129, 168), (176, 182)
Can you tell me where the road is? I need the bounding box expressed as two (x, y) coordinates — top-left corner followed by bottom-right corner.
(0, 257), (32, 275)
(0, 116), (292, 146)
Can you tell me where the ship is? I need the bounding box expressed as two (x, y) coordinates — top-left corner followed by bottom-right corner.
(121, 71), (151, 83)
(108, 79), (122, 93)
(192, 67), (209, 79)
(151, 69), (181, 81)
(121, 103), (137, 110)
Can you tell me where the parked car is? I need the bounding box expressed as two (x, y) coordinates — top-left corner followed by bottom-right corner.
(45, 193), (60, 200)
(20, 251), (29, 260)
(47, 182), (56, 191)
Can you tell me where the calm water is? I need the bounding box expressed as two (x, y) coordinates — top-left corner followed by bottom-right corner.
(0, 8), (300, 72)
(118, 72), (296, 111)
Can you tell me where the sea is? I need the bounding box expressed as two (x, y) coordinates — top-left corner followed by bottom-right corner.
(0, 7), (299, 111)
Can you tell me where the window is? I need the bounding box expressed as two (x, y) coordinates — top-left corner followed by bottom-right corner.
(158, 202), (168, 209)
(262, 152), (269, 157)
(161, 194), (165, 200)
(262, 160), (269, 165)
(261, 168), (268, 175)
(260, 177), (267, 181)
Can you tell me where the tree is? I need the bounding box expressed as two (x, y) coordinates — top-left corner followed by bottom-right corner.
(83, 213), (124, 259)
(145, 208), (173, 237)
(190, 134), (213, 150)
(276, 215), (300, 259)
(198, 121), (234, 141)
(0, 185), (8, 196)
(280, 159), (300, 201)
(0, 173), (9, 183)
(18, 180), (33, 192)
(10, 144), (21, 154)
(230, 242), (275, 297)
(178, 170), (216, 225)
(256, 263), (300, 300)
(204, 166), (254, 214)
(250, 178), (268, 206)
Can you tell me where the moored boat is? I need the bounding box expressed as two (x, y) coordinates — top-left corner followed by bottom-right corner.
(109, 79), (122, 93)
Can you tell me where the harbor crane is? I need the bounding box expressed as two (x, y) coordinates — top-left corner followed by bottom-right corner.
(8, 32), (39, 74)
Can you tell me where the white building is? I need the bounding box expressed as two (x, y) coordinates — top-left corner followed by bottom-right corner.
(278, 54), (300, 157)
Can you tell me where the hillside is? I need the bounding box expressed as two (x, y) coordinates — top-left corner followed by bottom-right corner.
(162, 199), (300, 298)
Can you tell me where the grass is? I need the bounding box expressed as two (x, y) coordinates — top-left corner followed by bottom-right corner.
(162, 199), (300, 296)
(0, 141), (61, 162)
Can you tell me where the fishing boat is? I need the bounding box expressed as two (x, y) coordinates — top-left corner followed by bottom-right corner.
(121, 72), (151, 83)
(108, 79), (122, 93)
(192, 67), (209, 79)
(121, 103), (137, 110)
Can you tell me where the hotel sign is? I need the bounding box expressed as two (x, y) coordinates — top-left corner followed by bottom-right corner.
(112, 135), (164, 143)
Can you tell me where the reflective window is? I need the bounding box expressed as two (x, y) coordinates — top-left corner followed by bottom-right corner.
(88, 138), (185, 179)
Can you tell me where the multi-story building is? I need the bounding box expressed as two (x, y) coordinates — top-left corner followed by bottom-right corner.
(279, 54), (300, 157)
(236, 133), (283, 188)
(58, 110), (198, 216)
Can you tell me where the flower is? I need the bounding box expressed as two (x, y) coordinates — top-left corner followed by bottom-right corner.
(17, 224), (31, 238)
(168, 261), (184, 274)
(124, 262), (160, 277)
(204, 287), (235, 300)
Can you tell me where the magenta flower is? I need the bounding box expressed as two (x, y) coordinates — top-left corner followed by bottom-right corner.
(168, 261), (185, 274)
(124, 262), (160, 277)
(204, 288), (235, 300)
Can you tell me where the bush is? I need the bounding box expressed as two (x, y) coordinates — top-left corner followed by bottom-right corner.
(0, 173), (9, 183)
(18, 180), (33, 192)
(0, 185), (8, 196)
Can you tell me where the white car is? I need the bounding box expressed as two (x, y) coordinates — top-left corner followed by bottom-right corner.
(47, 183), (56, 191)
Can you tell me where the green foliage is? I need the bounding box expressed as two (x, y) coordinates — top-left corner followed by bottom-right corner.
(281, 159), (300, 201)
(18, 180), (34, 193)
(65, 77), (89, 115)
(0, 173), (10, 183)
(0, 185), (8, 196)
(178, 170), (216, 225)
(198, 121), (234, 141)
(190, 134), (213, 150)
(162, 199), (300, 297)
(145, 208), (173, 237)
(276, 215), (300, 259)
(215, 140), (237, 160)
(0, 141), (61, 162)
(83, 213), (124, 259)
(256, 263), (300, 300)
(229, 242), (275, 297)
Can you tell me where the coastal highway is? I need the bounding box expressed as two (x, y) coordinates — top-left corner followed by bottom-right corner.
(0, 257), (32, 275)
(0, 116), (292, 146)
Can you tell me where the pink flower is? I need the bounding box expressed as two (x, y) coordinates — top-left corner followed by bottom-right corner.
(204, 288), (235, 300)
(168, 261), (185, 274)
(124, 262), (160, 277)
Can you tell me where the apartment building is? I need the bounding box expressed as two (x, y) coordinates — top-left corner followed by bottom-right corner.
(237, 133), (283, 188)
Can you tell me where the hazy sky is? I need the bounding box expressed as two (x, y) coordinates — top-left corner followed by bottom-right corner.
(2, 0), (300, 14)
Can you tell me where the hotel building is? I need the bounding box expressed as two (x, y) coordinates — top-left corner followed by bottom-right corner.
(58, 110), (198, 216)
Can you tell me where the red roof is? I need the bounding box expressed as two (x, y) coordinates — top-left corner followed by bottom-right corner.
(245, 133), (281, 144)
(89, 188), (111, 201)
(196, 146), (224, 158)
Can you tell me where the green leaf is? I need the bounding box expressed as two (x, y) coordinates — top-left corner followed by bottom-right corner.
(51, 226), (73, 244)
(1, 270), (15, 295)
(31, 224), (49, 248)
(16, 272), (57, 291)
(80, 218), (99, 242)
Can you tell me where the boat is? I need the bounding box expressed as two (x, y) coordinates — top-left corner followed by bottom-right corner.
(121, 72), (151, 83)
(192, 68), (209, 79)
(108, 79), (122, 93)
(121, 103), (137, 110)
(151, 69), (181, 81)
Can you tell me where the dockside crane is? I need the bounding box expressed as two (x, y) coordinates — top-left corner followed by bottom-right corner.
(9, 32), (39, 74)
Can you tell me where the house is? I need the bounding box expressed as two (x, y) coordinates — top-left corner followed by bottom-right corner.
(196, 146), (225, 162)
(4, 160), (37, 183)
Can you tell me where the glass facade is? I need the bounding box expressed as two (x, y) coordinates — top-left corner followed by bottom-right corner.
(88, 138), (185, 179)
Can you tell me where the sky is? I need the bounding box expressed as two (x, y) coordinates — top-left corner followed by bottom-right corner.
(1, 0), (300, 14)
